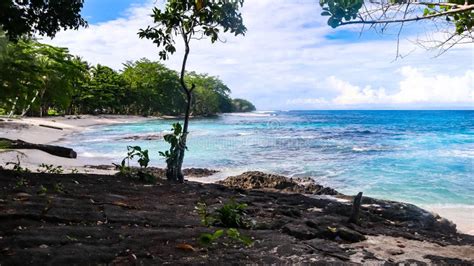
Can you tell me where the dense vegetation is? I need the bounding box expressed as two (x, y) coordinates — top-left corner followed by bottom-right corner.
(0, 37), (255, 117)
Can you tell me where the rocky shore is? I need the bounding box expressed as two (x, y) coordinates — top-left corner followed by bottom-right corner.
(0, 169), (472, 264)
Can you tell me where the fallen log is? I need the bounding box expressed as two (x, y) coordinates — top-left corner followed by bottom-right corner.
(39, 124), (63, 130)
(0, 138), (77, 158)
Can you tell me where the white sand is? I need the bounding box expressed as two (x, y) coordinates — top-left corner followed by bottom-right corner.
(0, 115), (473, 235)
(0, 115), (152, 174)
(346, 235), (474, 263)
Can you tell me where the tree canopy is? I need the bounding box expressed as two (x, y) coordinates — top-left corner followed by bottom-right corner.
(0, 38), (254, 117)
(0, 0), (87, 41)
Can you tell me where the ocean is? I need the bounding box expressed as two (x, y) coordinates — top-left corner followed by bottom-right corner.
(62, 110), (474, 208)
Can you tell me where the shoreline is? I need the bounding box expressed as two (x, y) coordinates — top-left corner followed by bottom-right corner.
(0, 115), (472, 235)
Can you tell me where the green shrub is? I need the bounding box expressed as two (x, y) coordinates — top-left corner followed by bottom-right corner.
(196, 199), (254, 247)
(37, 164), (64, 174)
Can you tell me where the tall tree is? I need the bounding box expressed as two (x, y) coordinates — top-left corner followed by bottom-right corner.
(319, 0), (474, 54)
(139, 0), (246, 182)
(0, 0), (87, 41)
(122, 59), (184, 115)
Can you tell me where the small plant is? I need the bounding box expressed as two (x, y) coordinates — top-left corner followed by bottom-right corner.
(6, 155), (30, 173)
(199, 228), (253, 247)
(14, 177), (28, 189)
(37, 185), (48, 196)
(37, 164), (64, 174)
(159, 123), (186, 182)
(114, 146), (155, 183)
(225, 228), (254, 246)
(195, 199), (251, 228)
(196, 202), (214, 227)
(53, 182), (65, 193)
(196, 199), (254, 247)
(70, 168), (79, 174)
(199, 229), (224, 245)
(215, 199), (249, 228)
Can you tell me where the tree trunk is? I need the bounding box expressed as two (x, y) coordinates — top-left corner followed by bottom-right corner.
(0, 138), (77, 158)
(165, 28), (193, 183)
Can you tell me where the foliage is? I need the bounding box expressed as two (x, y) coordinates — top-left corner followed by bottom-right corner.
(0, 0), (87, 41)
(37, 164), (64, 174)
(319, 0), (474, 52)
(5, 155), (30, 173)
(186, 72), (233, 115)
(195, 199), (251, 229)
(159, 123), (185, 164)
(0, 37), (87, 116)
(196, 199), (254, 247)
(138, 0), (246, 60)
(215, 199), (250, 228)
(115, 146), (156, 183)
(232, 98), (256, 113)
(199, 228), (253, 247)
(53, 182), (65, 193)
(122, 59), (184, 116)
(37, 185), (48, 196)
(14, 177), (28, 189)
(0, 38), (254, 117)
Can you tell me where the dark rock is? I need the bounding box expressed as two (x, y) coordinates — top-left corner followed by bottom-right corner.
(218, 171), (339, 195)
(336, 227), (366, 243)
(424, 255), (473, 265)
(182, 168), (218, 177)
(120, 134), (164, 141)
(282, 223), (320, 240)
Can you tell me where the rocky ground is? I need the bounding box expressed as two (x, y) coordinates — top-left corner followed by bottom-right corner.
(0, 169), (473, 265)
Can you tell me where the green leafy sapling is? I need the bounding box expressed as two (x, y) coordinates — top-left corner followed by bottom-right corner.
(139, 0), (246, 183)
(196, 199), (254, 247)
(159, 123), (185, 181)
(115, 146), (155, 183)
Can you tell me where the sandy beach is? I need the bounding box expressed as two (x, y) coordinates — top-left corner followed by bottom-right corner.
(0, 115), (152, 174)
(0, 115), (472, 235)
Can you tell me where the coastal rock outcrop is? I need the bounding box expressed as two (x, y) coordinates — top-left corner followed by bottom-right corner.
(217, 171), (339, 195)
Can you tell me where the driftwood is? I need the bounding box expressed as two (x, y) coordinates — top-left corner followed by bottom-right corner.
(348, 192), (363, 224)
(0, 138), (77, 158)
(39, 124), (63, 130)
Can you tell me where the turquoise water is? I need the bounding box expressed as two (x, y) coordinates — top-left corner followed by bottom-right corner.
(63, 111), (474, 206)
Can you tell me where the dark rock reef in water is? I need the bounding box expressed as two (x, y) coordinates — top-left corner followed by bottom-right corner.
(0, 169), (472, 265)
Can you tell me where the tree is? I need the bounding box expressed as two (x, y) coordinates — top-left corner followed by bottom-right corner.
(319, 0), (474, 54)
(139, 0), (246, 182)
(77, 65), (126, 114)
(0, 0), (87, 41)
(232, 98), (256, 113)
(185, 72), (232, 116)
(0, 37), (85, 116)
(122, 59), (185, 115)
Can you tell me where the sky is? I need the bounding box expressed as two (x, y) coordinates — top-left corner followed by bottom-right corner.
(43, 0), (474, 110)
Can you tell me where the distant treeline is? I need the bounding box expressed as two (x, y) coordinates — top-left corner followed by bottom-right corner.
(0, 37), (255, 117)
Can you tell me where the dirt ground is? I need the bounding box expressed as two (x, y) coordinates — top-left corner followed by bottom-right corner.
(0, 169), (473, 265)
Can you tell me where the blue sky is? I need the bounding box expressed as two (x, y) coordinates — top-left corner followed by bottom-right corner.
(45, 0), (474, 110)
(81, 0), (148, 23)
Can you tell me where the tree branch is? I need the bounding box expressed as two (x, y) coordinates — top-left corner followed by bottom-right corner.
(339, 4), (474, 26)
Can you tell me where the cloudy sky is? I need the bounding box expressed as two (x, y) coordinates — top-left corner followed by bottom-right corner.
(43, 0), (474, 110)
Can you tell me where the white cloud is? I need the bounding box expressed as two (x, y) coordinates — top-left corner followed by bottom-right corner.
(291, 67), (474, 108)
(43, 0), (474, 110)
